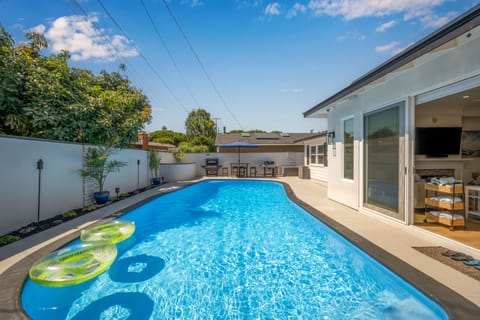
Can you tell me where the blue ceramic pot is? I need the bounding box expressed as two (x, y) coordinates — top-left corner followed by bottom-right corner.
(94, 191), (110, 204)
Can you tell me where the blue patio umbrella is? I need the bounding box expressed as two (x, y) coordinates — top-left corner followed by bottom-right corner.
(219, 141), (258, 163)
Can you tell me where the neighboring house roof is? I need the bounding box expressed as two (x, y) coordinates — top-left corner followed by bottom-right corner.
(303, 4), (480, 117)
(148, 142), (176, 149)
(215, 132), (323, 146)
(293, 131), (328, 143)
(130, 141), (176, 150)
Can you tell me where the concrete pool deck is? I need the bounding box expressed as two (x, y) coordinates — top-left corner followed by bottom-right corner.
(1, 177), (479, 319)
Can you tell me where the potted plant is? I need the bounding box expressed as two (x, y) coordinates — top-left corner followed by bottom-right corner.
(80, 147), (126, 204)
(149, 150), (161, 185)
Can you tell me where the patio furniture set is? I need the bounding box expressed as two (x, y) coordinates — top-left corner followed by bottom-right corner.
(203, 158), (277, 177)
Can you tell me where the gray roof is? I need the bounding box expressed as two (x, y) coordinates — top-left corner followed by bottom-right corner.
(303, 4), (480, 117)
(215, 132), (324, 146)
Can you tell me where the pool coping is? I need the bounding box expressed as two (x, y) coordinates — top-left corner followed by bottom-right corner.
(1, 178), (479, 319)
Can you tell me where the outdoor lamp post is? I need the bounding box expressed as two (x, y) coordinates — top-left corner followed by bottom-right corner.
(36, 159), (44, 223)
(137, 159), (140, 190)
(115, 187), (120, 200)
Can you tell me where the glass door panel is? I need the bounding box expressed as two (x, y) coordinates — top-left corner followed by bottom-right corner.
(364, 102), (405, 220)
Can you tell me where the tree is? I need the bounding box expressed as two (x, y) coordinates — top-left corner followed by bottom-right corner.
(149, 129), (187, 146)
(185, 108), (216, 151)
(0, 28), (151, 147)
(0, 28), (28, 135)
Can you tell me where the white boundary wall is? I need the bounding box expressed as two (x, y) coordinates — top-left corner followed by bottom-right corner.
(183, 152), (304, 177)
(0, 136), (176, 235)
(0, 136), (305, 235)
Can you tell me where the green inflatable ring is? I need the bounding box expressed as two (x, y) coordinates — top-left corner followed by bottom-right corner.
(81, 220), (135, 244)
(29, 242), (117, 287)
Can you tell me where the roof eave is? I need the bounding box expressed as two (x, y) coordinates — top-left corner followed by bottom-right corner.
(303, 4), (480, 118)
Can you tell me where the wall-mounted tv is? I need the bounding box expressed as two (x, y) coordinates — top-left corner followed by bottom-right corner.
(415, 127), (462, 157)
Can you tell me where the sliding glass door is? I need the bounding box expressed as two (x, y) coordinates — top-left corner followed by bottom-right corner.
(363, 102), (405, 220)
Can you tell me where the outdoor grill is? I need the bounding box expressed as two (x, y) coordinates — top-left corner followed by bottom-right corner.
(203, 158), (221, 176)
(262, 160), (276, 176)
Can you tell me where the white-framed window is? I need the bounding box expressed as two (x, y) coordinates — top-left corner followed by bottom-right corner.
(309, 143), (328, 166)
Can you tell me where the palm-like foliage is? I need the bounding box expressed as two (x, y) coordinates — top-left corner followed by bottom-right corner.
(79, 147), (126, 192)
(148, 150), (161, 178)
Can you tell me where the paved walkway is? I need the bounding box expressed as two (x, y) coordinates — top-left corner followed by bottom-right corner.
(1, 176), (479, 318)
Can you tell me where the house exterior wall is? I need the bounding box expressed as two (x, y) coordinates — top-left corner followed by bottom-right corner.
(303, 137), (328, 182)
(218, 145), (304, 153)
(324, 26), (480, 214)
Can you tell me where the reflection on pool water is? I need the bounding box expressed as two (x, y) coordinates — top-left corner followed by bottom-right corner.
(22, 180), (447, 319)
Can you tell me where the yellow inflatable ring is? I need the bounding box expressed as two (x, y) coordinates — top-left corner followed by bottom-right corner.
(29, 242), (117, 287)
(81, 220), (135, 244)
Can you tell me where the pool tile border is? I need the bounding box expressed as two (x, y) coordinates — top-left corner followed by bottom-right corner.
(1, 179), (479, 319)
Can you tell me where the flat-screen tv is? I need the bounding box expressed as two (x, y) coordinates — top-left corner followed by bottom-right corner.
(415, 127), (462, 157)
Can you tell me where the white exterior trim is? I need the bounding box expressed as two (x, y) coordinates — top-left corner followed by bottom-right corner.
(416, 73), (480, 104)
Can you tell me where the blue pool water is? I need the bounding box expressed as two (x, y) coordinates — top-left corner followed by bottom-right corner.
(22, 180), (447, 319)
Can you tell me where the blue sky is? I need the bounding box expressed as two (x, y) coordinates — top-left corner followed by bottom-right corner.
(1, 0), (478, 134)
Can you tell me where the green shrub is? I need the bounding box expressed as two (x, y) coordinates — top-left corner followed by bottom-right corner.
(0, 235), (21, 245)
(83, 204), (98, 212)
(62, 211), (77, 218)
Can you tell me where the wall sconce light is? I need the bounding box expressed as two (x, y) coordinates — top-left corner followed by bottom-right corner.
(327, 131), (335, 145)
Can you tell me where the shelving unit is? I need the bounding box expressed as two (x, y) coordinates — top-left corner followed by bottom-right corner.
(424, 180), (465, 230)
(466, 185), (480, 219)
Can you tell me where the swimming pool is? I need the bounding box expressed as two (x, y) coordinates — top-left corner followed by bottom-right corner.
(22, 180), (447, 319)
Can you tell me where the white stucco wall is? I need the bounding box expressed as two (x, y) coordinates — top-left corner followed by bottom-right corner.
(159, 163), (197, 182)
(322, 26), (480, 212)
(0, 136), (184, 235)
(0, 135), (309, 235)
(0, 137), (84, 235)
(183, 152), (304, 177)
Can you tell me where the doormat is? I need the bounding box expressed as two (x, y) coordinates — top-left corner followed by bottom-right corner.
(413, 246), (480, 281)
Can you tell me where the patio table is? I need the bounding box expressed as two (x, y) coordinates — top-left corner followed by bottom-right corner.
(231, 163), (249, 177)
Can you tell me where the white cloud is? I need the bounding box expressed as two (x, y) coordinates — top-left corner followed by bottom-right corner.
(286, 3), (307, 19)
(418, 11), (458, 28)
(191, 0), (203, 7)
(264, 2), (281, 15)
(181, 0), (203, 7)
(376, 20), (396, 32)
(11, 22), (25, 30)
(307, 0), (445, 21)
(236, 0), (263, 8)
(337, 31), (366, 42)
(30, 24), (46, 34)
(280, 88), (304, 93)
(41, 14), (138, 62)
(375, 41), (401, 54)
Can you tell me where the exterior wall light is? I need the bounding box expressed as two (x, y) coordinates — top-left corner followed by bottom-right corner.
(327, 131), (335, 145)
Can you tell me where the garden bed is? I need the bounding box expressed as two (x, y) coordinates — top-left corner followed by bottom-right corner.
(0, 185), (159, 247)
